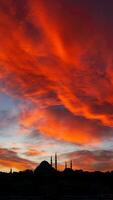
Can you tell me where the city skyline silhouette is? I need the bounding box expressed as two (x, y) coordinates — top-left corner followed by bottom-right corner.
(1, 0), (113, 199)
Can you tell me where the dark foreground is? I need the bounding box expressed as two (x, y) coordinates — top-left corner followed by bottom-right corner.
(0, 194), (113, 200)
(0, 161), (113, 200)
(0, 172), (113, 200)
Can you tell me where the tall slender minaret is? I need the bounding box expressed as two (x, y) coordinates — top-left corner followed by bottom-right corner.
(50, 156), (53, 167)
(70, 160), (72, 169)
(55, 153), (57, 170)
(65, 161), (67, 169)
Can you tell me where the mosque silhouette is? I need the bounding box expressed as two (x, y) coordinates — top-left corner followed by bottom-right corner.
(0, 154), (113, 199)
(0, 155), (112, 199)
(34, 153), (73, 175)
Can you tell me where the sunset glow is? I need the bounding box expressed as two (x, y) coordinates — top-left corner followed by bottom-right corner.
(0, 0), (113, 172)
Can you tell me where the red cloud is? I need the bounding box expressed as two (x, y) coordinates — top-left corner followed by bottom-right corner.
(0, 0), (113, 146)
(20, 105), (113, 144)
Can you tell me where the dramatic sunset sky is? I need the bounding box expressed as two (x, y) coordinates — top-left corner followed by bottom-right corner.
(0, 0), (113, 172)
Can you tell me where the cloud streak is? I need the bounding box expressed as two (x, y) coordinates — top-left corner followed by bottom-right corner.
(0, 148), (37, 171)
(61, 150), (113, 171)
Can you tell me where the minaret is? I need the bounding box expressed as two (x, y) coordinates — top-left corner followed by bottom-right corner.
(70, 160), (72, 169)
(55, 153), (57, 170)
(65, 161), (67, 169)
(50, 156), (53, 167)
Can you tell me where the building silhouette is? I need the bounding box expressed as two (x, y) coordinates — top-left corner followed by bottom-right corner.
(50, 156), (53, 167)
(49, 154), (73, 171)
(70, 160), (73, 170)
(65, 161), (67, 169)
(55, 153), (57, 170)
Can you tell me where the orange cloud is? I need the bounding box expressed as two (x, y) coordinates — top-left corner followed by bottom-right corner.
(0, 0), (113, 147)
(24, 149), (44, 157)
(0, 148), (37, 171)
(20, 105), (113, 144)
